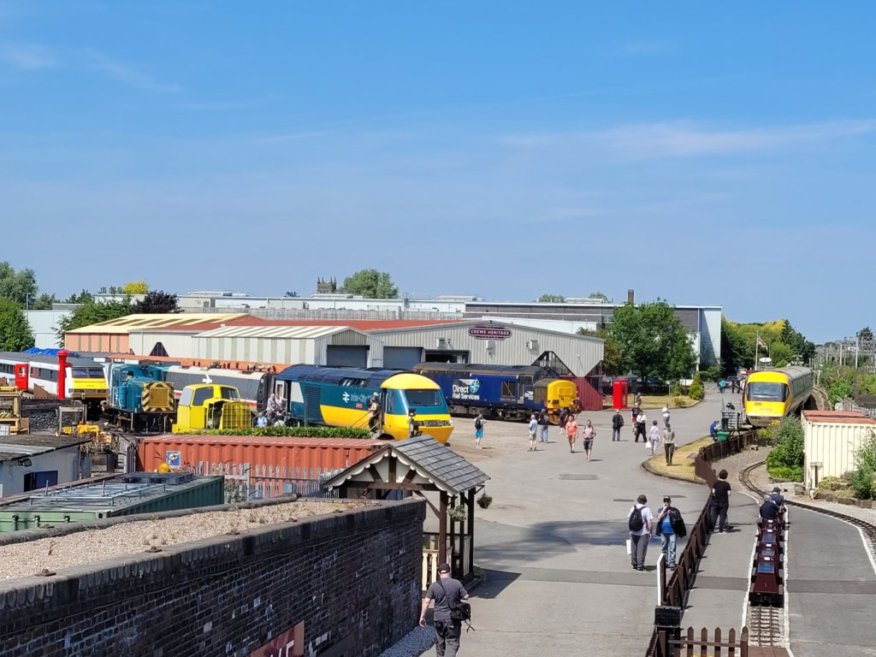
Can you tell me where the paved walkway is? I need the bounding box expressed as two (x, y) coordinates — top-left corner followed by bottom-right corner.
(437, 391), (728, 656)
(405, 387), (876, 657)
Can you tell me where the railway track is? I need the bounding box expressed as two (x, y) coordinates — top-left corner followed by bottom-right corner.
(739, 460), (876, 647)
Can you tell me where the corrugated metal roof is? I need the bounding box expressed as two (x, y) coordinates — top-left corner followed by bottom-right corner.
(0, 435), (91, 463)
(324, 434), (489, 495)
(802, 410), (876, 425)
(67, 313), (249, 334)
(195, 325), (364, 339)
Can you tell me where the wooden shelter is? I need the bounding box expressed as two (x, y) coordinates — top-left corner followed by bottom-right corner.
(322, 435), (489, 583)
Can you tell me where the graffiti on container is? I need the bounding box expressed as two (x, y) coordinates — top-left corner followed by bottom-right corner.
(249, 622), (304, 657)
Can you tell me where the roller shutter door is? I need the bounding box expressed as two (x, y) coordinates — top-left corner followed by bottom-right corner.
(326, 345), (368, 368)
(383, 347), (424, 370)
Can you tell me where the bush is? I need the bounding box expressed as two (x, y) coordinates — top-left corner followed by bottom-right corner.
(179, 426), (372, 439)
(702, 364), (721, 382)
(765, 417), (804, 481)
(669, 382), (683, 397)
(688, 373), (705, 401)
(850, 430), (876, 499)
(671, 396), (687, 408)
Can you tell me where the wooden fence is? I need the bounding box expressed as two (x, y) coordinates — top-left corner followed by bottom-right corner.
(651, 627), (749, 657)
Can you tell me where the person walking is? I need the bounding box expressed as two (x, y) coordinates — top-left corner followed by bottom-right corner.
(630, 404), (641, 438)
(528, 414), (538, 451)
(662, 423), (676, 465)
(628, 494), (654, 571)
(582, 419), (595, 461)
(709, 469), (732, 533)
(565, 413), (579, 453)
(419, 562), (469, 657)
(611, 409), (624, 442)
(474, 414), (485, 449)
(648, 419), (661, 455)
(635, 411), (647, 443)
(661, 405), (670, 428)
(655, 496), (686, 569)
(538, 409), (550, 443)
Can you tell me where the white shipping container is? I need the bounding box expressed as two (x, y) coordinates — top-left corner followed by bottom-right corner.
(802, 410), (876, 491)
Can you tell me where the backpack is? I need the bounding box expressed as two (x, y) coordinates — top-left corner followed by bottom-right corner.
(628, 506), (644, 532)
(669, 508), (686, 538)
(474, 418), (483, 430)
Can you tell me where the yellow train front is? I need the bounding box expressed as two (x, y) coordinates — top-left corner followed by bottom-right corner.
(743, 366), (813, 427)
(535, 378), (581, 423)
(276, 366), (454, 443)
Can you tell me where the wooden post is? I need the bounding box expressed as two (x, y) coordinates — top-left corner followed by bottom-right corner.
(467, 488), (475, 579)
(438, 490), (448, 564)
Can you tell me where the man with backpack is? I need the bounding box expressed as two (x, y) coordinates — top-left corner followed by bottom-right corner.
(419, 562), (469, 657)
(628, 494), (654, 571)
(474, 414), (485, 449)
(655, 496), (686, 569)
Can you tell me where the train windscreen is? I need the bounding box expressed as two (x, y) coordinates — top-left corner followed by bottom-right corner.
(404, 390), (444, 407)
(747, 382), (788, 402)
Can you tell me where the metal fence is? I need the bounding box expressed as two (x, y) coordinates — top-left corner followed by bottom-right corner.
(188, 461), (341, 502)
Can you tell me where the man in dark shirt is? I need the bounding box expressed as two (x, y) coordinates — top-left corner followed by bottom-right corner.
(759, 495), (781, 521)
(420, 562), (469, 657)
(710, 469), (731, 533)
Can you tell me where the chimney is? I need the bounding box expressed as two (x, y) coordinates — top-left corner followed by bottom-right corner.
(627, 289), (635, 305)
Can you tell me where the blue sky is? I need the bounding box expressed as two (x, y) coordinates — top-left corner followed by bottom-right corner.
(1, 2), (874, 342)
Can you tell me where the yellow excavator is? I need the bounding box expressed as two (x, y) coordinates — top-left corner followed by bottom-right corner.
(172, 383), (253, 433)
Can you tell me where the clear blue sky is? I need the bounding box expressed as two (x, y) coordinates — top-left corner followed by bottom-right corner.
(2, 2), (874, 342)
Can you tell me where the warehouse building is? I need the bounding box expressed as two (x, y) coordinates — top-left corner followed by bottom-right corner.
(371, 319), (602, 376)
(0, 435), (91, 498)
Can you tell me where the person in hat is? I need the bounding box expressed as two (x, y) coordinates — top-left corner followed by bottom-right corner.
(420, 562), (469, 657)
(769, 486), (785, 508)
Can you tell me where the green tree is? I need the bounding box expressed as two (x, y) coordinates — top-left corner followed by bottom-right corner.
(606, 301), (697, 382)
(133, 291), (179, 314)
(30, 293), (57, 310)
(0, 298), (34, 350)
(341, 269), (398, 298)
(859, 327), (874, 342)
(587, 291), (611, 302)
(577, 327), (622, 375)
(538, 294), (565, 303)
(65, 289), (94, 304)
(55, 299), (133, 345)
(0, 262), (38, 306)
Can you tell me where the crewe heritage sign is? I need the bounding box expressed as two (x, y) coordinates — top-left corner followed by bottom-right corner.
(249, 623), (304, 657)
(468, 325), (512, 340)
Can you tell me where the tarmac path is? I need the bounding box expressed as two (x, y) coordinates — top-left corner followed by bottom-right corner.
(443, 391), (733, 657)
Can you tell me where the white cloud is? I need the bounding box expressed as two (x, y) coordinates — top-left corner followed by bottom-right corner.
(0, 43), (56, 70)
(501, 119), (876, 159)
(81, 49), (179, 93)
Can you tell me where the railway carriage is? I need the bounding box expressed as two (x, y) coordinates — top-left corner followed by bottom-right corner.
(743, 366), (813, 427)
(0, 351), (107, 413)
(275, 365), (454, 443)
(412, 363), (580, 423)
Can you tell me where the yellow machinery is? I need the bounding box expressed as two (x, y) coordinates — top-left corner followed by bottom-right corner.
(173, 383), (253, 433)
(0, 386), (28, 434)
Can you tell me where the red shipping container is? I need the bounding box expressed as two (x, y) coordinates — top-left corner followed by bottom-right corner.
(138, 435), (383, 474)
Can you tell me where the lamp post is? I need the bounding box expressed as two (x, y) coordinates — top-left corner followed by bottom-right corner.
(25, 293), (32, 311)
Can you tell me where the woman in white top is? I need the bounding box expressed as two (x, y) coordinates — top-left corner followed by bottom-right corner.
(648, 420), (662, 456)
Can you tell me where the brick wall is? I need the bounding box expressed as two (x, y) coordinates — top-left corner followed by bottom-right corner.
(0, 498), (425, 657)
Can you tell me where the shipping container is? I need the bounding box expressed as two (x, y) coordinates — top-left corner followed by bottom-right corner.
(802, 410), (876, 491)
(138, 434), (382, 475)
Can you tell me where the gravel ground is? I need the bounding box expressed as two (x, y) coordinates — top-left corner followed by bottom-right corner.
(700, 445), (876, 525)
(0, 499), (368, 582)
(377, 626), (435, 657)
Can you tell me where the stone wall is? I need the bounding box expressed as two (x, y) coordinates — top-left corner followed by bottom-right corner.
(0, 498), (425, 657)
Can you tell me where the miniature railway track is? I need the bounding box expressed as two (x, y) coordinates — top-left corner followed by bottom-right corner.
(739, 460), (876, 647)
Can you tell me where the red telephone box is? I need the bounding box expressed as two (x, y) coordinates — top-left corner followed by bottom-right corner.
(14, 363), (28, 391)
(612, 378), (629, 409)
